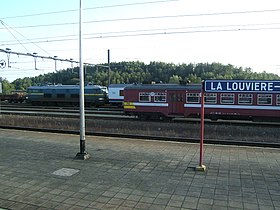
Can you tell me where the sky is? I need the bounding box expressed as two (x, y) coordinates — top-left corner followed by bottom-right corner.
(1, 0), (280, 82)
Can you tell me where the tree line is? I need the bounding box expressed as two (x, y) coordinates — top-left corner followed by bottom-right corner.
(1, 61), (280, 93)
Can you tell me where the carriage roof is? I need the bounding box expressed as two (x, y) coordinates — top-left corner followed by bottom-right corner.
(124, 84), (201, 91)
(27, 84), (105, 90)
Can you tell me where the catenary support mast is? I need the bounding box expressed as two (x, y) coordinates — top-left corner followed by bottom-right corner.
(75, 0), (89, 160)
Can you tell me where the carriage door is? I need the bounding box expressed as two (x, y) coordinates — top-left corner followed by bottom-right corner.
(168, 91), (185, 115)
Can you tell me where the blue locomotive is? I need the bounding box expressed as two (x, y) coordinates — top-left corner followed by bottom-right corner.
(26, 84), (108, 106)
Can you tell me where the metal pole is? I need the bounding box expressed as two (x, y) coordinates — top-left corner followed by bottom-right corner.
(107, 49), (110, 86)
(196, 81), (206, 171)
(54, 56), (58, 71)
(75, 0), (89, 160)
(33, 53), (38, 70)
(5, 48), (11, 68)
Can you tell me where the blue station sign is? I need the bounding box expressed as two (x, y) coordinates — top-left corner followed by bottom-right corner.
(205, 80), (280, 93)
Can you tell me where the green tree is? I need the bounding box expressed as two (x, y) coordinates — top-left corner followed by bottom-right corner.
(0, 77), (14, 93)
(169, 75), (182, 84)
(8, 61), (280, 90)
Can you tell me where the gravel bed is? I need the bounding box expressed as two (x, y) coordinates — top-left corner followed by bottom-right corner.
(1, 114), (279, 144)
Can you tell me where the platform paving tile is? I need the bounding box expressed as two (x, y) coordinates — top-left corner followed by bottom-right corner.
(0, 129), (280, 209)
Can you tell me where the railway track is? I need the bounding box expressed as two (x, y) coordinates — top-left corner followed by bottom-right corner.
(0, 103), (127, 119)
(0, 124), (279, 148)
(1, 103), (280, 127)
(0, 104), (279, 147)
(0, 103), (123, 113)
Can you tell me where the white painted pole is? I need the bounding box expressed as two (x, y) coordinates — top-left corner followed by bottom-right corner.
(76, 0), (89, 160)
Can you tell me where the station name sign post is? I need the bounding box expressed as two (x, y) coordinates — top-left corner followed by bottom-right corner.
(196, 81), (206, 172)
(205, 80), (280, 92)
(196, 80), (280, 172)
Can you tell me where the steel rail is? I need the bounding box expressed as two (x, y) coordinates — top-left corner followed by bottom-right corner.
(0, 125), (279, 148)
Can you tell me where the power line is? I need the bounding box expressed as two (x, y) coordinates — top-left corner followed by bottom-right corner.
(0, 20), (52, 56)
(0, 0), (180, 20)
(86, 8), (280, 23)
(0, 48), (108, 70)
(3, 22), (280, 43)
(0, 20), (29, 52)
(1, 8), (280, 30)
(83, 26), (280, 39)
(2, 23), (280, 47)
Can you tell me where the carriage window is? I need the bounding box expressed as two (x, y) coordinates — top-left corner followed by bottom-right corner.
(277, 95), (280, 105)
(238, 94), (252, 104)
(204, 93), (217, 104)
(139, 92), (151, 102)
(257, 94), (272, 105)
(186, 93), (200, 103)
(221, 93), (234, 104)
(154, 93), (166, 102)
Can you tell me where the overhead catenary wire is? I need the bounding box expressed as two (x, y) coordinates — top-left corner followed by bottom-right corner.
(0, 0), (185, 64)
(1, 24), (280, 47)
(0, 48), (108, 69)
(2, 22), (280, 45)
(0, 20), (52, 57)
(0, 0), (181, 20)
(0, 20), (30, 53)
(1, 4), (279, 49)
(1, 1), (280, 76)
(1, 8), (280, 30)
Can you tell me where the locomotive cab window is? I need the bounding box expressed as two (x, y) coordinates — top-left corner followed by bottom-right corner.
(257, 94), (272, 105)
(119, 90), (124, 96)
(154, 93), (166, 102)
(204, 93), (217, 104)
(186, 93), (200, 103)
(139, 92), (151, 102)
(238, 94), (253, 104)
(221, 93), (234, 104)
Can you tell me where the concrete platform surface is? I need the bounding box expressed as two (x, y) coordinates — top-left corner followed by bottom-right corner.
(0, 128), (279, 210)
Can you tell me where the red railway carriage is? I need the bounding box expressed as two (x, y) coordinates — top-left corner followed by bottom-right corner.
(123, 84), (200, 120)
(123, 83), (280, 121)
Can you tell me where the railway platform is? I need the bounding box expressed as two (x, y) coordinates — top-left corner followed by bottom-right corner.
(0, 129), (279, 210)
